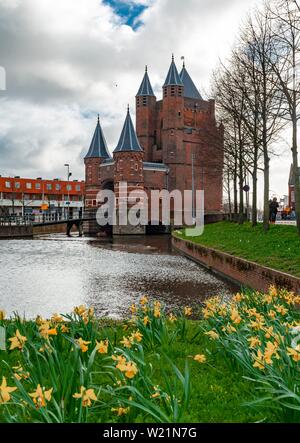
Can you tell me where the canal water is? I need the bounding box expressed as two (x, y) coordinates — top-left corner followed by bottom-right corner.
(0, 235), (237, 319)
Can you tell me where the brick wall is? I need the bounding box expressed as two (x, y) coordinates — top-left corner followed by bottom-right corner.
(172, 235), (300, 294)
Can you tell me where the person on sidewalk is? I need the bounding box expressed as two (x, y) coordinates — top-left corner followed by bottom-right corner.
(269, 197), (279, 224)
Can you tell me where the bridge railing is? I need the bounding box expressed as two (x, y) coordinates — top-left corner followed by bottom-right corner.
(0, 213), (82, 226)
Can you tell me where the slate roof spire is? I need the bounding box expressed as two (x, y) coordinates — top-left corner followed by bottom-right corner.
(163, 54), (183, 87)
(113, 107), (142, 153)
(136, 65), (155, 97)
(85, 115), (111, 159)
(179, 62), (202, 100)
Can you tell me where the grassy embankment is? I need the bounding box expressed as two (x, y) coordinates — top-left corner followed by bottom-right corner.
(175, 221), (300, 277)
(1, 289), (300, 423)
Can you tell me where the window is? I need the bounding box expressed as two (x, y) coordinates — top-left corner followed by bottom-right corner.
(55, 184), (61, 191)
(15, 182), (20, 189)
(5, 181), (11, 188)
(46, 183), (52, 190)
(26, 182), (32, 189)
(75, 185), (81, 191)
(66, 184), (72, 191)
(35, 183), (41, 189)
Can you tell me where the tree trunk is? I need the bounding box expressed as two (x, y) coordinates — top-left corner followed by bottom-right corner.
(252, 143), (258, 227)
(252, 171), (258, 227)
(292, 102), (300, 234)
(227, 170), (232, 218)
(233, 161), (238, 216)
(263, 150), (270, 232)
(238, 127), (244, 224)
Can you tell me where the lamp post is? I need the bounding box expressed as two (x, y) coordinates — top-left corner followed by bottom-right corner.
(64, 163), (72, 219)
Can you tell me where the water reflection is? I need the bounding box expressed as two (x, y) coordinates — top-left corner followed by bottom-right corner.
(0, 235), (237, 319)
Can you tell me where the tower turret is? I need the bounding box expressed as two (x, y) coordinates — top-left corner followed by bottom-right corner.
(162, 55), (185, 189)
(179, 62), (202, 100)
(113, 107), (145, 234)
(136, 66), (156, 162)
(84, 115), (111, 233)
(84, 115), (111, 187)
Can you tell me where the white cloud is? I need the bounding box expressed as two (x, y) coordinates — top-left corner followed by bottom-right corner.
(0, 0), (292, 204)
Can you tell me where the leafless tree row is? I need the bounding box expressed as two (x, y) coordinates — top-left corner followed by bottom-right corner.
(212, 0), (300, 233)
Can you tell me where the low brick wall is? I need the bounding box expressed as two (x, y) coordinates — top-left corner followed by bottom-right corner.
(32, 224), (78, 236)
(0, 225), (33, 239)
(172, 235), (300, 293)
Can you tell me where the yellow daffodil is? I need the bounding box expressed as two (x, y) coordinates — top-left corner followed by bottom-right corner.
(274, 304), (288, 316)
(184, 307), (192, 317)
(29, 384), (53, 408)
(111, 406), (130, 416)
(250, 318), (265, 331)
(268, 285), (277, 297)
(95, 340), (109, 354)
(0, 310), (5, 321)
(264, 326), (274, 339)
(168, 313), (177, 323)
(12, 365), (30, 381)
(39, 322), (57, 339)
(202, 307), (214, 319)
(9, 329), (27, 351)
(124, 361), (138, 379)
(205, 330), (219, 340)
(143, 316), (150, 326)
(74, 305), (87, 316)
(268, 310), (277, 319)
(248, 336), (261, 349)
(35, 315), (45, 325)
(73, 386), (97, 407)
(154, 301), (161, 309)
(222, 324), (236, 334)
(131, 330), (143, 342)
(140, 296), (149, 306)
(0, 377), (17, 403)
(154, 308), (161, 318)
(232, 293), (244, 303)
(193, 354), (206, 363)
(130, 304), (137, 315)
(60, 324), (70, 333)
(287, 345), (300, 362)
(230, 307), (242, 324)
(253, 349), (265, 370)
(76, 338), (91, 353)
(264, 341), (280, 364)
(263, 294), (273, 304)
(246, 308), (258, 317)
(120, 336), (132, 349)
(51, 313), (64, 323)
(112, 355), (128, 371)
(151, 386), (161, 399)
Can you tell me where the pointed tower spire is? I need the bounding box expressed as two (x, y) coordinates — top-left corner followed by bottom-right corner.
(136, 66), (155, 97)
(163, 55), (183, 87)
(179, 63), (202, 100)
(113, 107), (142, 153)
(85, 115), (111, 159)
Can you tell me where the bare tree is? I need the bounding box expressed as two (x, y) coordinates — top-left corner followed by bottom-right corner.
(266, 0), (300, 233)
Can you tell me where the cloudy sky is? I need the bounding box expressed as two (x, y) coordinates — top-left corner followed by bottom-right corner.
(0, 0), (294, 207)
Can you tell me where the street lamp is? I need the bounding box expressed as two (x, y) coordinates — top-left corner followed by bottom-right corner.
(64, 163), (72, 219)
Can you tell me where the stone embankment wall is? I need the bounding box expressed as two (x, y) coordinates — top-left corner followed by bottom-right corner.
(172, 235), (300, 293)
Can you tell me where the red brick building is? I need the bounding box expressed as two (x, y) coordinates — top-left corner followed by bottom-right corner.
(84, 56), (224, 234)
(0, 176), (85, 219)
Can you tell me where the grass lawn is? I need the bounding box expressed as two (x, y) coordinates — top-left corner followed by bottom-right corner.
(175, 221), (300, 278)
(0, 303), (277, 423)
